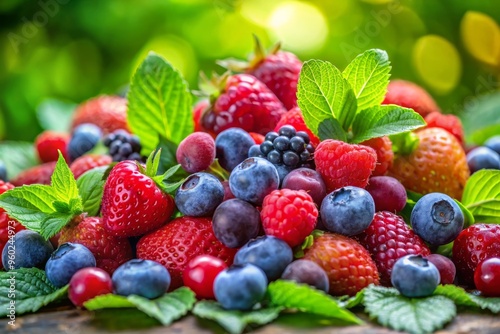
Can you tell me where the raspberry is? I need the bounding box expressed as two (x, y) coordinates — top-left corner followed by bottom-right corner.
(261, 189), (318, 247)
(354, 211), (431, 286)
(70, 154), (112, 179)
(274, 107), (320, 147)
(361, 136), (393, 176)
(11, 162), (57, 186)
(424, 111), (464, 146)
(314, 139), (377, 193)
(35, 131), (70, 163)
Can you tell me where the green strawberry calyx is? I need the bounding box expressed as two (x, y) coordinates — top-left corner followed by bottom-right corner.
(138, 149), (185, 195)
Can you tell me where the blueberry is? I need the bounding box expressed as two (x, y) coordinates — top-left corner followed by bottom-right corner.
(45, 242), (96, 288)
(0, 160), (6, 181)
(2, 230), (53, 270)
(104, 129), (143, 162)
(215, 128), (255, 172)
(175, 173), (224, 217)
(229, 157), (279, 205)
(320, 186), (375, 236)
(112, 259), (170, 299)
(214, 264), (268, 310)
(248, 144), (264, 158)
(281, 259), (329, 293)
(484, 135), (500, 155)
(68, 123), (102, 161)
(466, 146), (500, 174)
(391, 255), (440, 297)
(234, 235), (293, 281)
(410, 192), (464, 245)
(212, 199), (261, 248)
(274, 163), (293, 185)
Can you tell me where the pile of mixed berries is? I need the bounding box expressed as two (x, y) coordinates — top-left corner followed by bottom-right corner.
(1, 41), (500, 320)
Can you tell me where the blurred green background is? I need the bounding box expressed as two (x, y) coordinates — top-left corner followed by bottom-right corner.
(1, 0), (500, 142)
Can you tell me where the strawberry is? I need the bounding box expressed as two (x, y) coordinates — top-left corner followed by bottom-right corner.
(71, 95), (129, 135)
(101, 155), (175, 237)
(303, 232), (379, 296)
(354, 211), (431, 286)
(70, 154), (113, 179)
(388, 128), (470, 200)
(10, 162), (57, 186)
(35, 130), (70, 163)
(382, 80), (440, 117)
(0, 181), (25, 255)
(314, 139), (377, 193)
(136, 216), (237, 290)
(424, 111), (465, 146)
(59, 216), (133, 274)
(201, 73), (287, 136)
(452, 224), (500, 286)
(249, 132), (265, 145)
(274, 107), (320, 147)
(261, 189), (318, 247)
(361, 136), (393, 176)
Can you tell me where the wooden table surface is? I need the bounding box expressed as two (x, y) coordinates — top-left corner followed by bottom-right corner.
(2, 304), (500, 334)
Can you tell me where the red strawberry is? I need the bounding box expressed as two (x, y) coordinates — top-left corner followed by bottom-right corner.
(303, 232), (379, 296)
(354, 211), (431, 285)
(70, 154), (113, 179)
(424, 111), (465, 146)
(35, 131), (70, 163)
(201, 74), (287, 136)
(136, 216), (237, 290)
(274, 107), (320, 147)
(382, 80), (440, 117)
(249, 132), (265, 145)
(10, 162), (57, 186)
(314, 139), (377, 193)
(71, 95), (129, 135)
(59, 216), (133, 274)
(0, 181), (25, 255)
(361, 136), (393, 176)
(261, 189), (318, 247)
(452, 224), (500, 286)
(101, 158), (175, 237)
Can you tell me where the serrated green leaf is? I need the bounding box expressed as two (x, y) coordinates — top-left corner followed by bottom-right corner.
(193, 300), (283, 334)
(77, 166), (107, 216)
(127, 52), (193, 153)
(351, 105), (426, 143)
(343, 49), (391, 112)
(434, 285), (500, 313)
(36, 98), (75, 132)
(0, 141), (37, 179)
(51, 153), (79, 202)
(85, 288), (196, 326)
(336, 289), (365, 309)
(0, 268), (68, 317)
(267, 280), (362, 324)
(317, 118), (347, 142)
(364, 285), (456, 334)
(469, 295), (500, 313)
(462, 170), (500, 223)
(297, 59), (356, 136)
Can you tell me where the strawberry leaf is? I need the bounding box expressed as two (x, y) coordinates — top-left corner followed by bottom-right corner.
(77, 166), (107, 216)
(127, 52), (193, 153)
(364, 285), (456, 334)
(297, 59), (356, 136)
(434, 284), (500, 313)
(343, 49), (391, 113)
(0, 268), (68, 317)
(350, 105), (426, 143)
(267, 280), (362, 324)
(461, 170), (500, 223)
(192, 300), (283, 334)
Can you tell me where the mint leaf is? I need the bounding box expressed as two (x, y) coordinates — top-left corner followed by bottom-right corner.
(343, 49), (391, 112)
(51, 153), (79, 204)
(469, 295), (500, 313)
(351, 105), (426, 143)
(267, 280), (362, 324)
(193, 300), (283, 334)
(434, 285), (500, 313)
(77, 166), (108, 216)
(36, 98), (75, 132)
(317, 118), (346, 142)
(85, 288), (196, 326)
(461, 170), (500, 223)
(127, 52), (193, 153)
(0, 268), (68, 317)
(364, 285), (456, 334)
(337, 289), (365, 309)
(297, 59), (356, 136)
(0, 141), (37, 179)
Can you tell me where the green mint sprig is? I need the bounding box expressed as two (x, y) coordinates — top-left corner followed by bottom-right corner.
(0, 153), (83, 239)
(297, 49), (426, 143)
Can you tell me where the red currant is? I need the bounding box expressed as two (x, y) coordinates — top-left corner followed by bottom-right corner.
(474, 257), (500, 297)
(69, 267), (113, 307)
(183, 255), (227, 299)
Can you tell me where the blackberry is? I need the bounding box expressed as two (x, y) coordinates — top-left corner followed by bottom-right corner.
(103, 130), (143, 162)
(249, 125), (315, 180)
